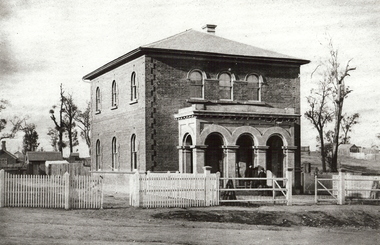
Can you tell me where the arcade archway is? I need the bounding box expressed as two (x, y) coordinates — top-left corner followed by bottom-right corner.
(205, 133), (224, 176)
(266, 135), (284, 178)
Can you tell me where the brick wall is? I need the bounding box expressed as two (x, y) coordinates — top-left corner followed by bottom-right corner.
(145, 55), (301, 171)
(90, 56), (147, 172)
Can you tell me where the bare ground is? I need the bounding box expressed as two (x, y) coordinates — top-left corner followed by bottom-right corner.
(1, 200), (380, 245)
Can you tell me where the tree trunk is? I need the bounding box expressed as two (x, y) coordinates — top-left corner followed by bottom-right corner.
(319, 131), (326, 172)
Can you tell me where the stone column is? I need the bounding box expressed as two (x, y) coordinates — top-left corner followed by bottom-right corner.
(282, 146), (297, 186)
(222, 145), (238, 178)
(191, 145), (207, 174)
(254, 146), (269, 169)
(177, 146), (184, 173)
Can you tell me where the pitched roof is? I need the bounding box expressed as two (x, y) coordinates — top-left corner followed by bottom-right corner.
(142, 29), (299, 60)
(83, 29), (309, 80)
(0, 149), (18, 160)
(26, 152), (63, 162)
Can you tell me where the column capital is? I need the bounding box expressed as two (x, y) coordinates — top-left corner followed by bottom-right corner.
(222, 145), (239, 150)
(254, 145), (269, 153)
(190, 145), (208, 150)
(282, 146), (297, 152)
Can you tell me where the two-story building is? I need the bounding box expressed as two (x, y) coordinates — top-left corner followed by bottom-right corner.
(83, 25), (309, 191)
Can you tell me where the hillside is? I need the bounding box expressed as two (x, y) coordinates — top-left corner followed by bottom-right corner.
(302, 152), (380, 174)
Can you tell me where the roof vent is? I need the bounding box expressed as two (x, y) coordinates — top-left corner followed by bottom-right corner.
(202, 24), (217, 35)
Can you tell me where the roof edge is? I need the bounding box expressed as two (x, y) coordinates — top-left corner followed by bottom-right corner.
(83, 47), (309, 80)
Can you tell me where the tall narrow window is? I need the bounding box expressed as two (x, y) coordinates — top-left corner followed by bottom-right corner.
(131, 134), (137, 170)
(95, 87), (101, 112)
(111, 81), (117, 107)
(112, 137), (117, 171)
(96, 140), (101, 171)
(131, 72), (137, 101)
(189, 70), (203, 98)
(246, 74), (263, 101)
(219, 72), (232, 100)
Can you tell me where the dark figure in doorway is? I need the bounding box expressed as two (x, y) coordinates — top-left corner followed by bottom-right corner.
(245, 165), (254, 188)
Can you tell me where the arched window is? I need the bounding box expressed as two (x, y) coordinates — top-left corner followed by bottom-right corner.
(246, 74), (263, 101)
(112, 137), (117, 171)
(95, 140), (101, 171)
(111, 80), (117, 107)
(131, 72), (137, 101)
(95, 87), (101, 112)
(131, 134), (137, 170)
(188, 70), (204, 98)
(218, 72), (232, 100)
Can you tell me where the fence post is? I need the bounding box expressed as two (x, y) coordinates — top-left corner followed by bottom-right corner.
(203, 166), (212, 206)
(64, 172), (70, 210)
(130, 171), (140, 207)
(338, 170), (345, 205)
(286, 169), (293, 206)
(0, 170), (4, 208)
(314, 174), (318, 204)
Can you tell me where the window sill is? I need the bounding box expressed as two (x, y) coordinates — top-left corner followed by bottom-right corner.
(129, 100), (138, 105)
(111, 105), (118, 110)
(95, 110), (101, 115)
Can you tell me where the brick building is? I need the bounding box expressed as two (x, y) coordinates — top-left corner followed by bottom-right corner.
(0, 141), (26, 174)
(83, 25), (309, 190)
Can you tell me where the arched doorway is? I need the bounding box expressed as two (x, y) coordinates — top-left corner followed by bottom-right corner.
(266, 135), (284, 178)
(236, 134), (254, 178)
(183, 134), (193, 173)
(205, 133), (224, 176)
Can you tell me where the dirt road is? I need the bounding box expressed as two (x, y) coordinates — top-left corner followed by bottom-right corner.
(1, 204), (380, 245)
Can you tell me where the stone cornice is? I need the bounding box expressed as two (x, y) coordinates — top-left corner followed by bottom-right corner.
(175, 110), (299, 122)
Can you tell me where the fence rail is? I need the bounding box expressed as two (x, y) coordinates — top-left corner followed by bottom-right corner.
(0, 170), (103, 209)
(219, 169), (293, 205)
(130, 168), (219, 208)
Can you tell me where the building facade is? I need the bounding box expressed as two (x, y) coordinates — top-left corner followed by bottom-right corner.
(83, 25), (309, 190)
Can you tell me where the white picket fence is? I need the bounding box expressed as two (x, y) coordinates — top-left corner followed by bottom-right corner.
(0, 170), (103, 209)
(316, 172), (380, 204)
(130, 169), (219, 208)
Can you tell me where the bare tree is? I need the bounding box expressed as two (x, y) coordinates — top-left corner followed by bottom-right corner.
(304, 80), (333, 172)
(75, 101), (91, 154)
(328, 43), (356, 172)
(49, 84), (66, 154)
(340, 113), (360, 144)
(0, 100), (25, 141)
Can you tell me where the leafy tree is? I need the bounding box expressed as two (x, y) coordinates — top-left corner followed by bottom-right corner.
(340, 113), (359, 144)
(62, 94), (79, 153)
(47, 127), (59, 152)
(22, 123), (39, 153)
(76, 101), (91, 154)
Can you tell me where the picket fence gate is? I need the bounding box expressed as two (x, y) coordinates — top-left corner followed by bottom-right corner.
(315, 171), (380, 204)
(130, 168), (219, 208)
(0, 170), (103, 209)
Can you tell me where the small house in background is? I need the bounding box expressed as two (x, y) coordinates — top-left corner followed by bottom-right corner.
(26, 151), (63, 175)
(0, 141), (26, 174)
(338, 144), (360, 156)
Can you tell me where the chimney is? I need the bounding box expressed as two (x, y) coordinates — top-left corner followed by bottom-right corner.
(1, 141), (6, 151)
(202, 24), (217, 35)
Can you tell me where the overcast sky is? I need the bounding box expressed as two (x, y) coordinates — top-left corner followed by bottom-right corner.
(1, 0), (379, 156)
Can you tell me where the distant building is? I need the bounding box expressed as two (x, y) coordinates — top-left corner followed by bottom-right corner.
(26, 151), (63, 175)
(338, 144), (360, 156)
(0, 141), (26, 174)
